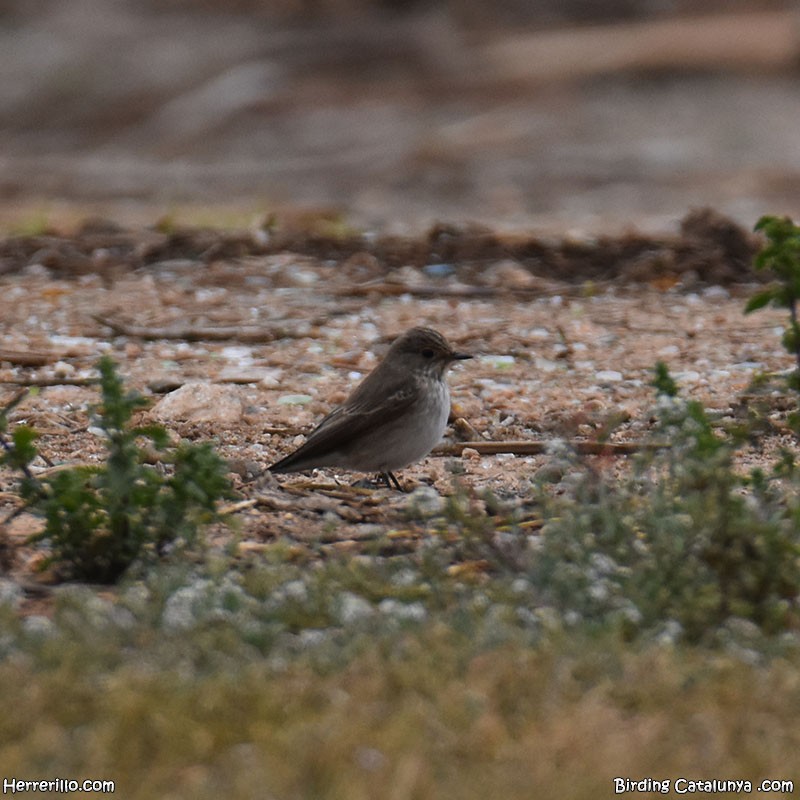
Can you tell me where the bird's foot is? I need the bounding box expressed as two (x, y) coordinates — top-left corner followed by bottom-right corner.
(349, 472), (405, 492)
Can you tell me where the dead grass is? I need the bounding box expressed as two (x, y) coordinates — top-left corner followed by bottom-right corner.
(1, 629), (799, 798)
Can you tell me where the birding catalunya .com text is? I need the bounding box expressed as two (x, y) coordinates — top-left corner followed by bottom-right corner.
(614, 777), (794, 794)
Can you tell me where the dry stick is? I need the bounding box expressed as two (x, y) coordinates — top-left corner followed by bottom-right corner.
(599, 323), (781, 336)
(481, 10), (800, 82)
(1, 376), (99, 387)
(146, 375), (274, 392)
(329, 283), (497, 298)
(327, 280), (615, 300)
(93, 314), (316, 343)
(18, 581), (55, 597)
(3, 503), (34, 526)
(1, 388), (29, 416)
(93, 311), (355, 344)
(432, 440), (668, 457)
(451, 417), (485, 441)
(219, 498), (258, 515)
(0, 349), (62, 367)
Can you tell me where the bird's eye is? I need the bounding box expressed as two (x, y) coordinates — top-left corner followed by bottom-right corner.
(421, 348), (435, 359)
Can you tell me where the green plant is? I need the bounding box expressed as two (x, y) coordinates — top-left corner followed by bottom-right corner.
(651, 360), (678, 397)
(0, 389), (38, 479)
(527, 363), (800, 643)
(745, 215), (800, 390)
(4, 357), (232, 583)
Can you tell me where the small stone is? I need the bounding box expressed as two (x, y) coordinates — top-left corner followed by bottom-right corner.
(151, 383), (243, 424)
(277, 394), (313, 405)
(423, 263), (455, 278)
(482, 354), (516, 369)
(408, 485), (445, 516)
(259, 369), (283, 388)
(483, 260), (539, 289)
(53, 361), (75, 377)
(227, 459), (263, 479)
(702, 285), (730, 301)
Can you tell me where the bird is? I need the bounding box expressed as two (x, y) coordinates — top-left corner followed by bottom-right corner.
(268, 327), (472, 490)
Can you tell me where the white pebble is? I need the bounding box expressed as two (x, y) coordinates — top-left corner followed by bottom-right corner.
(596, 370), (623, 382)
(277, 394), (313, 405)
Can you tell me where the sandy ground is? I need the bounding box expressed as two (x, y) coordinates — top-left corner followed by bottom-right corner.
(0, 212), (795, 600)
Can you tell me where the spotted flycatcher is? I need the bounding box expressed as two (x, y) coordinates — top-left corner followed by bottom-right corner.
(269, 327), (472, 489)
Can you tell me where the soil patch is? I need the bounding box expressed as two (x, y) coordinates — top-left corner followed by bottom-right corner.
(0, 209), (792, 610)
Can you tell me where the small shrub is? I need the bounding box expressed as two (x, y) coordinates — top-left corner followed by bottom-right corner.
(0, 390), (37, 475)
(4, 357), (232, 583)
(745, 215), (800, 392)
(528, 365), (800, 643)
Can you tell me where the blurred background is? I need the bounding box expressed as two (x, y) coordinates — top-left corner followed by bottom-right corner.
(1, 0), (798, 232)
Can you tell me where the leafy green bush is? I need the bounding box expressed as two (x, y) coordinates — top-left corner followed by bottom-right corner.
(3, 357), (232, 583)
(745, 215), (800, 390)
(528, 366), (800, 642)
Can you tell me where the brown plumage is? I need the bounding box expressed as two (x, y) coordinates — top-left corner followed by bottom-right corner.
(269, 327), (471, 489)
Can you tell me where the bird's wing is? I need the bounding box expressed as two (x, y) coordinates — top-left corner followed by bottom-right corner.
(269, 373), (417, 472)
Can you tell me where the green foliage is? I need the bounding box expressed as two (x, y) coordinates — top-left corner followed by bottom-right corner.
(527, 369), (800, 642)
(8, 425), (39, 469)
(746, 215), (800, 390)
(0, 390), (38, 479)
(11, 357), (232, 583)
(651, 360), (679, 397)
(752, 215), (800, 290)
(5, 425), (38, 472)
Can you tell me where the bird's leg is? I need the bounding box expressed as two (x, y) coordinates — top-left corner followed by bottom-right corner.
(381, 471), (404, 492)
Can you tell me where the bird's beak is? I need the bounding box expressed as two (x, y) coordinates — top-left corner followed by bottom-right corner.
(451, 351), (472, 361)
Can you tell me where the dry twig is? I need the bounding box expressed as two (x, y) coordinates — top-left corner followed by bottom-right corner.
(328, 280), (614, 300)
(0, 349), (61, 367)
(432, 439), (668, 457)
(93, 314), (315, 343)
(1, 377), (98, 387)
